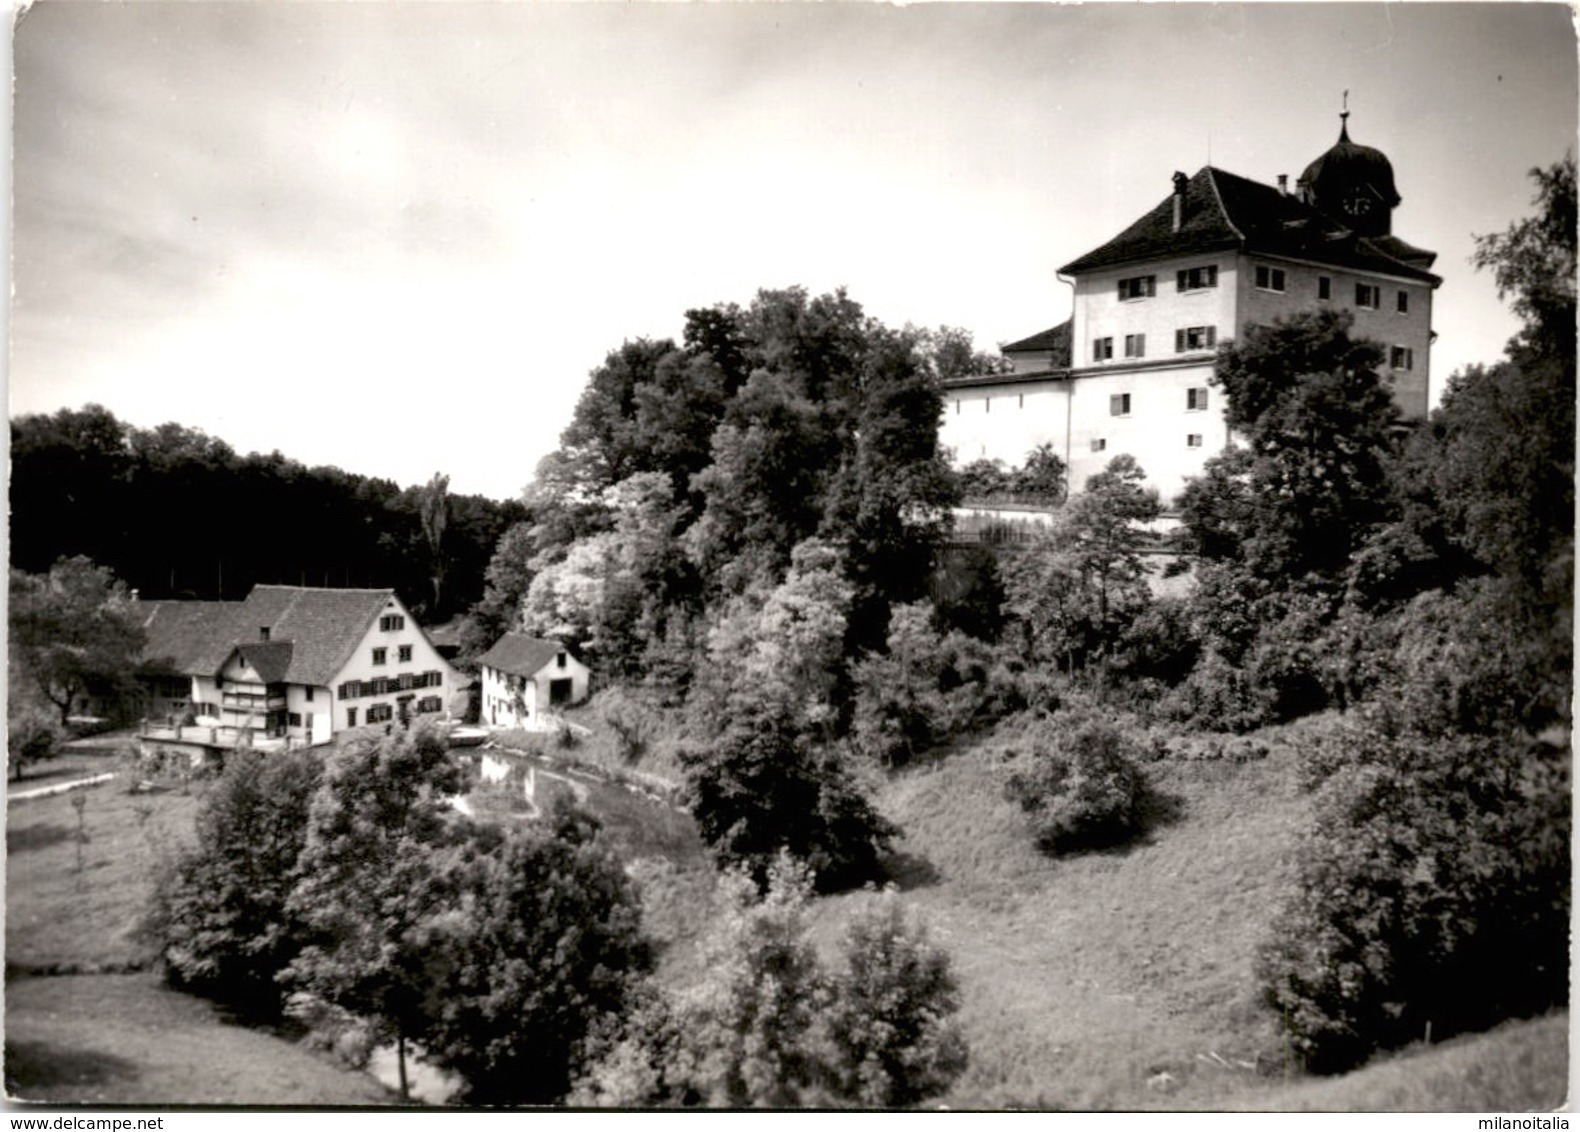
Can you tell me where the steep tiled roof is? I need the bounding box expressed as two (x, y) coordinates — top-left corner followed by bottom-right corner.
(476, 634), (570, 679)
(1058, 166), (1439, 285)
(239, 586), (397, 687)
(234, 640), (295, 684)
(1003, 319), (1072, 364)
(135, 600), (246, 675)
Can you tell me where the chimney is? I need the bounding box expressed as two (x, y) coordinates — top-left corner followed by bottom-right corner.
(1277, 173), (1289, 195)
(1171, 171), (1188, 231)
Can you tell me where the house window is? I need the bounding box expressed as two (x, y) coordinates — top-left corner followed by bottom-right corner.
(1124, 333), (1146, 358)
(557, 651), (568, 669)
(1187, 434), (1204, 448)
(367, 703), (393, 724)
(1093, 337), (1113, 362)
(1118, 274), (1156, 300)
(1356, 283), (1380, 309)
(346, 707), (358, 728)
(380, 614), (406, 632)
(305, 687), (314, 702)
(1318, 276), (1332, 301)
(1175, 326), (1217, 352)
(288, 712), (302, 728)
(372, 647), (387, 666)
(1090, 438), (1107, 452)
(1254, 265), (1286, 292)
(1176, 265), (1218, 291)
(1397, 290), (1410, 314)
(398, 645), (413, 663)
(1391, 346), (1414, 371)
(1187, 387), (1210, 411)
(1109, 393), (1131, 417)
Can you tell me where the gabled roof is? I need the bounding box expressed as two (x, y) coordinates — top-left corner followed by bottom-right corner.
(476, 634), (571, 679)
(1058, 166), (1440, 285)
(232, 640), (295, 684)
(1002, 319), (1072, 364)
(135, 600), (246, 675)
(238, 586), (399, 687)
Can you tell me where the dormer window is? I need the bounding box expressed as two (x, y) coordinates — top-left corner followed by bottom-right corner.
(259, 627), (270, 642)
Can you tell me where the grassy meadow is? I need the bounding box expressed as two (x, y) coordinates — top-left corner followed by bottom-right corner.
(5, 719), (1567, 1110)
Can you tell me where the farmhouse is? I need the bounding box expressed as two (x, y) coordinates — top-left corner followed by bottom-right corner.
(476, 633), (590, 730)
(941, 111), (1441, 504)
(136, 585), (457, 752)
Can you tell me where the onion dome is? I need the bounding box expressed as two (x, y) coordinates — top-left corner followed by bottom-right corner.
(1297, 113), (1400, 234)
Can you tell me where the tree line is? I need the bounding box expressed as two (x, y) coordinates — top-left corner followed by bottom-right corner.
(9, 409), (526, 623)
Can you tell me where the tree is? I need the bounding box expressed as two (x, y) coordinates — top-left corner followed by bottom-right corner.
(151, 749), (323, 1020)
(283, 723), (467, 1100)
(6, 696), (63, 782)
(1473, 154), (1576, 367)
(1011, 443), (1068, 504)
(681, 860), (830, 1107)
(824, 891), (968, 1108)
(423, 802), (652, 1105)
(1004, 455), (1159, 675)
(416, 472), (450, 616)
(9, 556), (147, 726)
(1211, 310), (1399, 584)
(680, 692), (896, 894)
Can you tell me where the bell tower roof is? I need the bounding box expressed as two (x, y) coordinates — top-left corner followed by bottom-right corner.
(1296, 105), (1401, 234)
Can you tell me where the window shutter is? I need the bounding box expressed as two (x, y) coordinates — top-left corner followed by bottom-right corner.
(1175, 329), (1185, 353)
(1118, 280), (1126, 300)
(1146, 276), (1156, 297)
(1206, 326), (1216, 347)
(1136, 333), (1145, 356)
(1200, 388), (1209, 410)
(1176, 270), (1187, 292)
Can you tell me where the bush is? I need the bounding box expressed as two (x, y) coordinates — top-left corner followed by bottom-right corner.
(1258, 727), (1570, 1074)
(824, 891), (969, 1107)
(681, 695), (897, 893)
(1000, 711), (1145, 854)
(149, 748), (323, 1021)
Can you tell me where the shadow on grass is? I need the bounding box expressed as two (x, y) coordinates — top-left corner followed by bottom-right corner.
(5, 823), (77, 854)
(880, 849), (941, 891)
(4, 1038), (139, 1095)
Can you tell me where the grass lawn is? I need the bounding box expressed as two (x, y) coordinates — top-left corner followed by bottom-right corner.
(5, 973), (395, 1106)
(5, 775), (393, 1106)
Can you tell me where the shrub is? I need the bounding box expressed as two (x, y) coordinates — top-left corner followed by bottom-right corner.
(1258, 727), (1570, 1074)
(824, 891), (969, 1107)
(149, 748), (323, 1021)
(1001, 712), (1145, 854)
(680, 694), (897, 893)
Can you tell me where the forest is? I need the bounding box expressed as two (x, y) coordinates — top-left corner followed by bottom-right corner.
(8, 157), (1573, 1108)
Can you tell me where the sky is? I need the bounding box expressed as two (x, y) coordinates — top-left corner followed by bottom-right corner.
(9, 2), (1577, 501)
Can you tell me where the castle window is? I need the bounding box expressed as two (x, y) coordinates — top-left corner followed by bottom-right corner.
(1355, 283), (1381, 309)
(1110, 393), (1131, 417)
(1318, 276), (1332, 301)
(1124, 333), (1146, 358)
(1187, 434), (1204, 448)
(1093, 337), (1113, 362)
(1175, 326), (1217, 352)
(398, 645), (413, 663)
(1396, 290), (1410, 314)
(1176, 265), (1218, 291)
(1118, 275), (1156, 301)
(1254, 265), (1286, 292)
(1090, 438), (1107, 453)
(1187, 387), (1209, 411)
(1390, 346), (1414, 371)
(372, 647), (387, 666)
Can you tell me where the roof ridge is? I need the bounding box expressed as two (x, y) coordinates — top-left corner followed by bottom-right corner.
(1203, 167), (1246, 243)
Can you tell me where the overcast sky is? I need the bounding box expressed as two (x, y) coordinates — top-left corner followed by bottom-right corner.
(11, 2), (1576, 500)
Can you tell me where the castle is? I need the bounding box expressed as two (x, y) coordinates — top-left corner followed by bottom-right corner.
(941, 113), (1441, 505)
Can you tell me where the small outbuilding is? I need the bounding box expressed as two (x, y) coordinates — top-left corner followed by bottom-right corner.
(476, 634), (590, 730)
